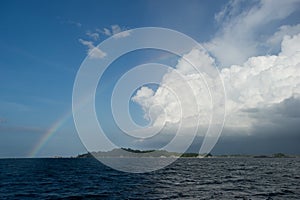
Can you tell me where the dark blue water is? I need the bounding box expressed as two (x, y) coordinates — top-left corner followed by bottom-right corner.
(0, 158), (299, 199)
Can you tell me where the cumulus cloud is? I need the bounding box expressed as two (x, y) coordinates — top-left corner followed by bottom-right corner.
(78, 38), (107, 59)
(244, 96), (300, 120)
(266, 24), (300, 52)
(132, 33), (300, 135)
(222, 33), (300, 127)
(132, 48), (215, 128)
(205, 0), (300, 66)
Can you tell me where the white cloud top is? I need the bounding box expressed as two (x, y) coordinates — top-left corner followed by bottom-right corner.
(132, 32), (300, 133)
(206, 0), (300, 67)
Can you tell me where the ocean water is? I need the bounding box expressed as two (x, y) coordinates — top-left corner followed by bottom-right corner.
(0, 158), (299, 199)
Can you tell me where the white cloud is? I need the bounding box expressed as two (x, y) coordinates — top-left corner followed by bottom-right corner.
(101, 28), (111, 36)
(98, 25), (131, 39)
(222, 33), (300, 127)
(86, 31), (99, 41)
(71, 21), (82, 28)
(132, 48), (217, 128)
(78, 39), (107, 59)
(266, 24), (300, 52)
(214, 0), (242, 23)
(58, 17), (82, 28)
(79, 25), (130, 58)
(205, 0), (300, 67)
(111, 25), (131, 38)
(111, 25), (123, 35)
(132, 33), (300, 134)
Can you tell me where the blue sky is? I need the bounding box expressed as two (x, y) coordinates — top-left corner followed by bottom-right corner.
(1, 0), (300, 157)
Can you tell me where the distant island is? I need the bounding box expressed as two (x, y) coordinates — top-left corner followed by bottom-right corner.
(77, 148), (212, 158)
(76, 148), (295, 158)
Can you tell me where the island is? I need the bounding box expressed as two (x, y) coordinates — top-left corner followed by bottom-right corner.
(76, 148), (295, 158)
(77, 148), (212, 158)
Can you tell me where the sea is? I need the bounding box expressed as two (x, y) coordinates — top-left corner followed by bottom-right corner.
(0, 158), (299, 199)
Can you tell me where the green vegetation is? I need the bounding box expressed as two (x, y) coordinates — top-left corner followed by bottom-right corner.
(273, 153), (290, 158)
(121, 148), (154, 153)
(76, 149), (295, 158)
(76, 148), (212, 158)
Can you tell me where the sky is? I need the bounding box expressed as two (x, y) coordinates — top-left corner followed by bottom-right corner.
(0, 0), (300, 157)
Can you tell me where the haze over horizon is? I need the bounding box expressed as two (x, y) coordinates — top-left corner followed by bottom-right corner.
(1, 0), (300, 158)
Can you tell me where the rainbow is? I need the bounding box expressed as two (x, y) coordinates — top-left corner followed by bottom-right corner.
(28, 52), (180, 158)
(28, 109), (72, 158)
